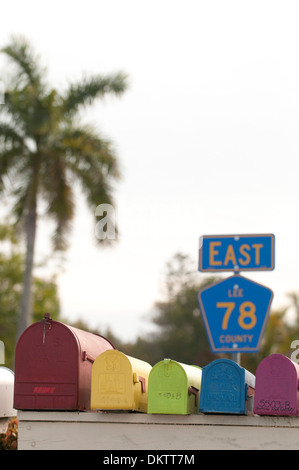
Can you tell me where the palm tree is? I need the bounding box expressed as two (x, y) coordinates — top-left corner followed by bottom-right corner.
(0, 36), (128, 339)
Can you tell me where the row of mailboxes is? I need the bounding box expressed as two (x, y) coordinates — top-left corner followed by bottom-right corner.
(13, 315), (203, 414)
(91, 357), (253, 416)
(91, 354), (299, 417)
(12, 315), (253, 415)
(199, 354), (299, 417)
(91, 356), (203, 415)
(11, 315), (299, 416)
(13, 316), (254, 415)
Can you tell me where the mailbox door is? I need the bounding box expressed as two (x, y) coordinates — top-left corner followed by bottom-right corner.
(14, 320), (79, 410)
(148, 360), (188, 414)
(199, 359), (246, 414)
(0, 367), (16, 417)
(91, 350), (151, 412)
(14, 315), (114, 411)
(91, 350), (135, 410)
(254, 354), (299, 416)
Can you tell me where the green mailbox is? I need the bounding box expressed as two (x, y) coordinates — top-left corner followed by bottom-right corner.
(147, 359), (202, 415)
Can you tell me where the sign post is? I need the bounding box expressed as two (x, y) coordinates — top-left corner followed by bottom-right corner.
(197, 234), (275, 363)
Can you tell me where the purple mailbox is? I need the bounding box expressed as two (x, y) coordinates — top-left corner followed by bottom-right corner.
(254, 354), (299, 416)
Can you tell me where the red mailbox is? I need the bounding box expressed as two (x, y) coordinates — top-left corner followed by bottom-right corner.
(254, 354), (299, 416)
(14, 314), (115, 411)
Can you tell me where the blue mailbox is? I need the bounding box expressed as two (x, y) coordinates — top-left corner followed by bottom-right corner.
(199, 359), (255, 415)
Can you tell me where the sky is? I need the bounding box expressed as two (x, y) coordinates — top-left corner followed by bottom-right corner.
(1, 0), (299, 342)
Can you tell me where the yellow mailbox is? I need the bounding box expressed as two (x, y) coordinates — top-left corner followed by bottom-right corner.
(91, 350), (152, 413)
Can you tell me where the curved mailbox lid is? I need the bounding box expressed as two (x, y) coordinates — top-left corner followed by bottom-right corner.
(254, 353), (299, 416)
(91, 349), (152, 412)
(0, 367), (16, 417)
(14, 313), (115, 411)
(199, 358), (255, 415)
(148, 359), (202, 415)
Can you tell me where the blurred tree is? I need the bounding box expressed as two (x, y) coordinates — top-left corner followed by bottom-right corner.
(0, 36), (128, 339)
(119, 253), (299, 374)
(282, 292), (299, 358)
(119, 253), (224, 366)
(0, 222), (60, 369)
(149, 253), (222, 366)
(286, 292), (299, 324)
(241, 307), (290, 372)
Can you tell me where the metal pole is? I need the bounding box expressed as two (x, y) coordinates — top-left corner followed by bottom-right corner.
(232, 269), (241, 365)
(232, 351), (241, 365)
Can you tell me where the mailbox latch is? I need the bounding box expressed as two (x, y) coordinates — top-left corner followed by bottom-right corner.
(133, 373), (146, 393)
(82, 351), (95, 363)
(188, 386), (199, 407)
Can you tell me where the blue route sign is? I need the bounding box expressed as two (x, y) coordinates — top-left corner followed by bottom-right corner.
(197, 275), (274, 353)
(198, 234), (275, 272)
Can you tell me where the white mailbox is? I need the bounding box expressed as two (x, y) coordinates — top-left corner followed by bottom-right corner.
(0, 367), (16, 422)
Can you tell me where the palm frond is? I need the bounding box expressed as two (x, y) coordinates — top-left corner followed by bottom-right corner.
(62, 128), (120, 205)
(40, 155), (75, 251)
(0, 122), (26, 147)
(63, 126), (120, 174)
(1, 35), (45, 89)
(63, 72), (128, 116)
(0, 124), (31, 193)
